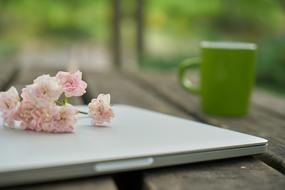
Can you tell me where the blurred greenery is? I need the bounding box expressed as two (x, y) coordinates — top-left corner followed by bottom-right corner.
(257, 35), (285, 90)
(143, 0), (285, 94)
(0, 0), (284, 93)
(0, 0), (110, 42)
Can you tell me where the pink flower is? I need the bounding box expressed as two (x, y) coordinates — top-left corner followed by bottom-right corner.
(0, 87), (20, 128)
(16, 101), (57, 132)
(16, 101), (76, 133)
(88, 94), (114, 126)
(56, 70), (87, 97)
(52, 104), (77, 133)
(0, 87), (20, 111)
(21, 75), (62, 107)
(1, 71), (116, 133)
(16, 101), (34, 129)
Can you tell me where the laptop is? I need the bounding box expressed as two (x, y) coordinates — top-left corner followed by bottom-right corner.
(0, 105), (267, 187)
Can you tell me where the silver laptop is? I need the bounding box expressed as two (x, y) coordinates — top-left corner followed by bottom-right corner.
(0, 105), (267, 187)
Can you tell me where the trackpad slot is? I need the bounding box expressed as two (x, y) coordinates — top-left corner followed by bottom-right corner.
(94, 157), (154, 172)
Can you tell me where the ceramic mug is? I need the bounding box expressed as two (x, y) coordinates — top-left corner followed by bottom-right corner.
(178, 41), (257, 116)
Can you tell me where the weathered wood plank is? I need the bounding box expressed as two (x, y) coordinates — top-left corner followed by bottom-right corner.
(85, 70), (285, 190)
(4, 66), (117, 190)
(14, 66), (59, 85)
(0, 62), (18, 90)
(84, 71), (186, 117)
(9, 177), (117, 190)
(126, 71), (285, 173)
(252, 89), (285, 119)
(143, 157), (285, 190)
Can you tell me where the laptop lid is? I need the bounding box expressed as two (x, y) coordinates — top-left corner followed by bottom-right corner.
(0, 105), (267, 185)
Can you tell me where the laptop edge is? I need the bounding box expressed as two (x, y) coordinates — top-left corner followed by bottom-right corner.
(0, 143), (267, 187)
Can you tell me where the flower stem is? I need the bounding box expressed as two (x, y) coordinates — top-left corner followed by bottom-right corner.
(64, 95), (68, 105)
(79, 110), (88, 115)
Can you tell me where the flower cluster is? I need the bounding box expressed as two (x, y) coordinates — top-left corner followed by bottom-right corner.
(0, 71), (114, 133)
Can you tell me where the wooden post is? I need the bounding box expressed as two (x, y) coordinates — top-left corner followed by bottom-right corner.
(136, 0), (144, 64)
(112, 0), (121, 67)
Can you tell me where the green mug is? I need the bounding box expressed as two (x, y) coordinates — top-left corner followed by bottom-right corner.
(178, 41), (257, 116)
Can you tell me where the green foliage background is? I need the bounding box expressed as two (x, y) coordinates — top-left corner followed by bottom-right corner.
(0, 0), (284, 92)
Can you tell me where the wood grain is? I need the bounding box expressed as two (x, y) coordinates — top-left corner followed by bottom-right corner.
(6, 177), (117, 190)
(252, 89), (285, 119)
(84, 71), (188, 117)
(84, 70), (285, 190)
(143, 157), (285, 190)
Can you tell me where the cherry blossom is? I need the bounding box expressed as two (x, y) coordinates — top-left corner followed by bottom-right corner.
(0, 87), (20, 128)
(21, 75), (62, 107)
(56, 70), (87, 97)
(88, 94), (114, 126)
(0, 71), (114, 133)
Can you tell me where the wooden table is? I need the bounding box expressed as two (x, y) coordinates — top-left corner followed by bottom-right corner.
(1, 63), (285, 190)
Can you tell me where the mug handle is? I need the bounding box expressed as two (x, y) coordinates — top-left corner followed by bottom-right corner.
(177, 58), (200, 93)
